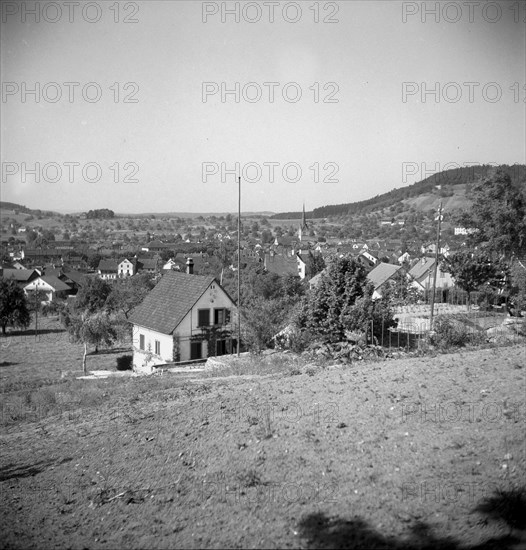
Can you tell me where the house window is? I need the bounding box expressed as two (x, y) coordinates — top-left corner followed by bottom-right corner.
(155, 340), (160, 355)
(139, 334), (145, 350)
(216, 339), (229, 356)
(214, 308), (231, 325)
(198, 309), (210, 327)
(190, 341), (202, 360)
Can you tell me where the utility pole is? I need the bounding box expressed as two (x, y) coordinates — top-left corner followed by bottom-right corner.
(34, 283), (38, 341)
(237, 175), (241, 357)
(429, 202), (443, 331)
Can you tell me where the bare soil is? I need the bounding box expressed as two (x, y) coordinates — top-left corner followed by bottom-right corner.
(1, 331), (525, 549)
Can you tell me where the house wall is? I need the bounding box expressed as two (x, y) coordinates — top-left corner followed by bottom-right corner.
(132, 325), (174, 371)
(118, 260), (134, 278)
(24, 279), (56, 303)
(297, 257), (306, 280)
(411, 268), (455, 290)
(175, 283), (235, 362)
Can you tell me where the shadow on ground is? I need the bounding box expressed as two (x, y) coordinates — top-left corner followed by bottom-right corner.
(0, 458), (73, 482)
(298, 488), (526, 550)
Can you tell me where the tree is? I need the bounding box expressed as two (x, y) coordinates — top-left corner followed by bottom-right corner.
(508, 260), (526, 313)
(65, 311), (117, 373)
(74, 277), (112, 314)
(240, 297), (291, 352)
(87, 254), (102, 270)
(26, 229), (38, 245)
(306, 252), (326, 279)
(106, 273), (155, 319)
(0, 279), (31, 334)
(441, 251), (507, 309)
(458, 169), (526, 259)
(297, 256), (396, 342)
(160, 249), (175, 262)
(382, 269), (422, 305)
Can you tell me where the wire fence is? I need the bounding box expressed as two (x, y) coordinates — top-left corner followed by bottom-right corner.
(365, 313), (525, 353)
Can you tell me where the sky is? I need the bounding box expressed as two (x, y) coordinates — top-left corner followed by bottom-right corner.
(1, 0), (525, 214)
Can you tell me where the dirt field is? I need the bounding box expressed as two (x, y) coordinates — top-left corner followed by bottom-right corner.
(1, 330), (525, 549)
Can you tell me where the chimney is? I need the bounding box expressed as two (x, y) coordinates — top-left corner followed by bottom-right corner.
(186, 258), (194, 275)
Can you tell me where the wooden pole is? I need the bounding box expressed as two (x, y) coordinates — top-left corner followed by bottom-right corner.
(237, 176), (241, 357)
(429, 203), (443, 331)
(34, 283), (38, 341)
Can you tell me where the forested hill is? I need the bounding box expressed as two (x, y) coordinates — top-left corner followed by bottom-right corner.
(271, 164), (526, 220)
(0, 202), (32, 214)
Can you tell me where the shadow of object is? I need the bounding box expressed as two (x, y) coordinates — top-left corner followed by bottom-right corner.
(87, 347), (131, 356)
(298, 513), (459, 550)
(473, 487), (526, 531)
(0, 458), (73, 482)
(298, 504), (525, 550)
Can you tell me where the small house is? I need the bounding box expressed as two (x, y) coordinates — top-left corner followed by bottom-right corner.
(129, 261), (236, 372)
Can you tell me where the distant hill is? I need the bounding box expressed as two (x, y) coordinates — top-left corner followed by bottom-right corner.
(114, 211), (276, 218)
(271, 164), (526, 220)
(0, 201), (33, 214)
(0, 202), (62, 217)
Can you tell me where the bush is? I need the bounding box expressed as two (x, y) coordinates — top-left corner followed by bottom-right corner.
(41, 301), (63, 317)
(274, 327), (315, 353)
(116, 354), (133, 371)
(429, 316), (480, 349)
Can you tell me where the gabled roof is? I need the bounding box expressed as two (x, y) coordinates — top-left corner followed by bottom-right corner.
(98, 259), (118, 271)
(367, 262), (402, 290)
(129, 271), (219, 334)
(2, 268), (40, 282)
(44, 268), (64, 278)
(136, 258), (158, 270)
(409, 257), (435, 280)
(62, 270), (87, 286)
(39, 276), (72, 292)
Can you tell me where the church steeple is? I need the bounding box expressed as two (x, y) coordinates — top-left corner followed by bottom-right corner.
(299, 203), (308, 242)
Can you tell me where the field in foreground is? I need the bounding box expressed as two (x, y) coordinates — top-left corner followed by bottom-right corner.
(1, 334), (525, 549)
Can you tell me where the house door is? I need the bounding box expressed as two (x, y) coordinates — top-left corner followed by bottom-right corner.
(216, 339), (228, 356)
(190, 342), (202, 360)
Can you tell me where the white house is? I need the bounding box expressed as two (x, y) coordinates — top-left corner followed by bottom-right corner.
(162, 258), (179, 271)
(118, 258), (134, 278)
(408, 257), (455, 291)
(366, 262), (403, 300)
(129, 264), (237, 373)
(97, 259), (118, 280)
(296, 254), (307, 280)
(24, 275), (72, 303)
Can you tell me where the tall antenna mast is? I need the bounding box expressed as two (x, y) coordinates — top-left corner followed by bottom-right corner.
(429, 202), (443, 331)
(237, 176), (241, 357)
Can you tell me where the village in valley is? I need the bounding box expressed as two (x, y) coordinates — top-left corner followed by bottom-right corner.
(1, 164), (525, 374)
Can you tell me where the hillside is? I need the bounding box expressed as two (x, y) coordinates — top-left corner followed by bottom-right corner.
(2, 330), (525, 549)
(272, 164), (526, 220)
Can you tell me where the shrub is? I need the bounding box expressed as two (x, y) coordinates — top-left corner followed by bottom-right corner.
(116, 354), (133, 371)
(274, 326), (315, 353)
(41, 301), (63, 317)
(429, 315), (479, 349)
